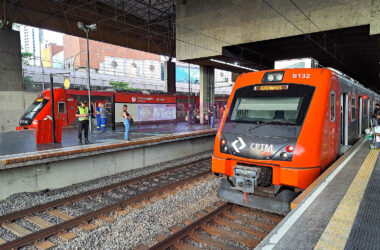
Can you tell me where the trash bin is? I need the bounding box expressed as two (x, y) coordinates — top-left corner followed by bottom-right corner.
(36, 120), (52, 144)
(36, 119), (63, 144)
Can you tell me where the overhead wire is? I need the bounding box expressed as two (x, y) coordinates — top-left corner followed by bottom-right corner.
(261, 0), (365, 83)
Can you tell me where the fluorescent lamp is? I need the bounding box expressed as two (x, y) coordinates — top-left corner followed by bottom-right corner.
(210, 59), (258, 71)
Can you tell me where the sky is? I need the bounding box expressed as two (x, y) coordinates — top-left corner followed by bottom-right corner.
(44, 29), (64, 45)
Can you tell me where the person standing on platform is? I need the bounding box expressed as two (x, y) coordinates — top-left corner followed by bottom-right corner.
(220, 104), (225, 119)
(188, 103), (194, 126)
(96, 103), (101, 131)
(374, 103), (380, 126)
(208, 104), (217, 128)
(99, 103), (107, 132)
(122, 105), (132, 141)
(76, 101), (90, 144)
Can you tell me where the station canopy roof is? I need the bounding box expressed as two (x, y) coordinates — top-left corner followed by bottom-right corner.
(1, 1), (379, 90)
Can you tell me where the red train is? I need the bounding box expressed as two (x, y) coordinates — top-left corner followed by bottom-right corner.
(212, 67), (379, 214)
(17, 88), (227, 130)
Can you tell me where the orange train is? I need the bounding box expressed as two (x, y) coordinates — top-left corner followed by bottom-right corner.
(212, 68), (379, 213)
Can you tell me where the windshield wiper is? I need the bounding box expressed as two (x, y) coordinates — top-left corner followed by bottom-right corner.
(247, 120), (296, 132)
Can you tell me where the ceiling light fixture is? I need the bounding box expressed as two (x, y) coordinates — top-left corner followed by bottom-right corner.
(210, 59), (258, 71)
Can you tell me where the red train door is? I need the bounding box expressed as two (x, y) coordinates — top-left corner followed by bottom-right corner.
(66, 96), (77, 126)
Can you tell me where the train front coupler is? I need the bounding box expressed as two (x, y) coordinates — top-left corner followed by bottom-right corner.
(217, 165), (298, 214)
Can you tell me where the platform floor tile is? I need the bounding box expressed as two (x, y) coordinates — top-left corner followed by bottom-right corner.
(315, 149), (379, 249)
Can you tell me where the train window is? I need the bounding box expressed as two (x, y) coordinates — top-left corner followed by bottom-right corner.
(363, 99), (367, 116)
(22, 99), (49, 120)
(330, 92), (335, 122)
(58, 102), (66, 113)
(351, 97), (356, 121)
(226, 83), (315, 126)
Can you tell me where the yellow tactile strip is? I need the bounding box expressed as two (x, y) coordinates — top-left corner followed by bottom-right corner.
(291, 138), (365, 210)
(315, 149), (380, 250)
(2, 129), (217, 165)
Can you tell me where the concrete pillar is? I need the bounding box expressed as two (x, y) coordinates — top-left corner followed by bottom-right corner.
(0, 29), (22, 91)
(200, 66), (214, 124)
(0, 29), (24, 131)
(165, 61), (176, 93)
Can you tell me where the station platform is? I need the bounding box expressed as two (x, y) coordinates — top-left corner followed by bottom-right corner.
(0, 122), (214, 157)
(256, 138), (380, 249)
(0, 122), (217, 200)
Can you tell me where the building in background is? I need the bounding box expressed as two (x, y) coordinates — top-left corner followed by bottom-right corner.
(17, 33), (233, 95)
(52, 50), (64, 69)
(63, 35), (161, 79)
(14, 24), (44, 66)
(41, 43), (64, 68)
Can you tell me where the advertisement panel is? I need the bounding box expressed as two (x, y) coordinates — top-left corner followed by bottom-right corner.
(115, 94), (176, 104)
(115, 103), (176, 122)
(137, 103), (176, 121)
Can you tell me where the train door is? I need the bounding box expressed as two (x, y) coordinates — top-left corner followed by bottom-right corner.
(340, 94), (349, 148)
(56, 102), (67, 126)
(329, 91), (338, 161)
(368, 100), (372, 127)
(66, 96), (77, 126)
(358, 96), (363, 135)
(363, 98), (368, 129)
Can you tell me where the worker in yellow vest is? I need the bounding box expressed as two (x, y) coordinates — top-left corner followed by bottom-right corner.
(76, 101), (90, 144)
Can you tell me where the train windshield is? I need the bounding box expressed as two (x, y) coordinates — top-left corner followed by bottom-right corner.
(227, 84), (315, 126)
(23, 99), (49, 120)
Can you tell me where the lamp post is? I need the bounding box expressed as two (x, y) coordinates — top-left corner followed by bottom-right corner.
(77, 22), (97, 132)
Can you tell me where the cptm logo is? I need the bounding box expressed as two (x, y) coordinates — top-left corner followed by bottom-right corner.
(132, 97), (137, 102)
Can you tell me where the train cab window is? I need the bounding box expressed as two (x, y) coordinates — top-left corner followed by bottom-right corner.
(363, 99), (367, 116)
(23, 99), (49, 120)
(351, 97), (356, 121)
(227, 84), (315, 126)
(330, 91), (335, 122)
(58, 102), (66, 113)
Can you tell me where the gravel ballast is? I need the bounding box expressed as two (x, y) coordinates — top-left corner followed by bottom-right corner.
(0, 152), (211, 217)
(56, 177), (221, 249)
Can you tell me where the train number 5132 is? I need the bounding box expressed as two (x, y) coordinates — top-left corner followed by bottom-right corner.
(292, 73), (310, 79)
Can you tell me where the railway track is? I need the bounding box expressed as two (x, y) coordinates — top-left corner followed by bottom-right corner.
(148, 203), (284, 249)
(0, 159), (211, 249)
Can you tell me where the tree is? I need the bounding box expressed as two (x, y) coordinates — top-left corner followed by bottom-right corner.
(23, 76), (35, 90)
(22, 52), (33, 66)
(109, 81), (140, 91)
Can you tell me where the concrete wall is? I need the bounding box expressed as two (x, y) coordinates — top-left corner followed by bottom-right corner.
(0, 29), (30, 131)
(176, 0), (380, 60)
(0, 29), (22, 91)
(0, 91), (36, 131)
(0, 133), (215, 199)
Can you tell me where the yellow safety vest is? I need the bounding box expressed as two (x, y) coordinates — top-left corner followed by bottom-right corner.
(78, 106), (89, 121)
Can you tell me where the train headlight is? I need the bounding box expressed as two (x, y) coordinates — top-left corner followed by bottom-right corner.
(267, 74), (274, 81)
(275, 73), (284, 81)
(220, 136), (228, 153)
(286, 145), (294, 153)
(221, 139), (226, 146)
(262, 71), (285, 82)
(280, 152), (288, 159)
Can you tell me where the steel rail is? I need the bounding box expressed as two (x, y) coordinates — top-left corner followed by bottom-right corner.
(0, 158), (208, 224)
(149, 203), (233, 250)
(0, 170), (211, 250)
